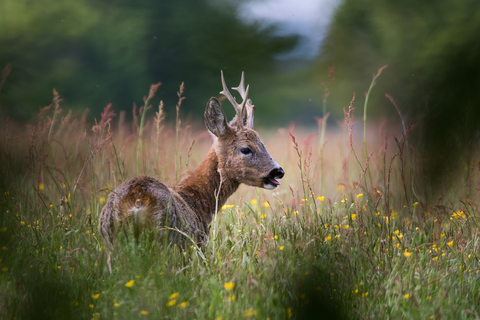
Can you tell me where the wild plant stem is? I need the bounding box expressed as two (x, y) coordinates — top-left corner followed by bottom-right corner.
(319, 97), (327, 196)
(363, 66), (387, 209)
(110, 136), (124, 181)
(137, 96), (151, 175)
(174, 83), (185, 184)
(363, 78), (375, 197)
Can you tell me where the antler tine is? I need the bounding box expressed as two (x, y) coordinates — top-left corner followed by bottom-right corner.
(220, 70), (239, 109)
(220, 70), (244, 128)
(232, 71), (246, 98)
(239, 84), (249, 121)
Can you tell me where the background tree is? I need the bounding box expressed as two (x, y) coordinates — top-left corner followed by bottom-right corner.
(314, 0), (480, 197)
(0, 0), (297, 121)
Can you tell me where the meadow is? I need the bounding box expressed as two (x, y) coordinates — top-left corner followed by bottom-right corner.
(1, 72), (479, 320)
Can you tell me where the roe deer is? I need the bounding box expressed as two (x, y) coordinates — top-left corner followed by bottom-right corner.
(98, 71), (285, 252)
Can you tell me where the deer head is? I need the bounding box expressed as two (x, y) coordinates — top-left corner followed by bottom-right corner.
(204, 71), (284, 189)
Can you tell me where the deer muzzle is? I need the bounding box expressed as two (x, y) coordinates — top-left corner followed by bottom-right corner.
(263, 167), (285, 190)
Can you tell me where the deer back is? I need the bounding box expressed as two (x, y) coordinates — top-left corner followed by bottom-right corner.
(98, 176), (208, 246)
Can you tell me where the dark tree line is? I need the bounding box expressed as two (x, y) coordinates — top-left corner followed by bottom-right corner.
(0, 0), (297, 121)
(315, 0), (480, 196)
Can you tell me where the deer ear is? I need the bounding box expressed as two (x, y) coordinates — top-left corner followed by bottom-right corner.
(205, 97), (229, 137)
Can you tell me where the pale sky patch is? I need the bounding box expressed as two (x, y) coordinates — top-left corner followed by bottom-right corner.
(240, 0), (340, 59)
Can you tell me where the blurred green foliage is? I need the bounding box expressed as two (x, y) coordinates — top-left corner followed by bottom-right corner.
(0, 0), (297, 121)
(317, 0), (480, 117)
(314, 0), (480, 193)
(2, 0), (480, 152)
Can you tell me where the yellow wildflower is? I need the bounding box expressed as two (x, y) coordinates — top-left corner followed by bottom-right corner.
(169, 292), (179, 300)
(50, 204), (53, 208)
(250, 199), (257, 205)
(114, 303), (120, 307)
(279, 246), (284, 251)
(1, 227), (6, 232)
(227, 295), (236, 301)
(317, 196), (325, 201)
(124, 280), (135, 288)
(341, 198), (346, 203)
(222, 205), (227, 210)
(293, 211), (298, 215)
(447, 241), (453, 247)
(2, 267), (8, 271)
(99, 197), (106, 204)
(89, 304), (94, 309)
(356, 193), (363, 198)
(274, 235), (278, 239)
(178, 302), (189, 308)
(325, 236), (331, 241)
(263, 201), (270, 208)
(20, 221), (25, 225)
(404, 250), (412, 258)
(413, 202), (419, 206)
(140, 310), (148, 315)
(403, 294), (409, 299)
(243, 309), (257, 317)
(224, 282), (235, 290)
(393, 230), (399, 234)
(344, 225), (349, 229)
(351, 214), (356, 221)
(166, 300), (176, 307)
(92, 293), (100, 299)
(39, 183), (44, 190)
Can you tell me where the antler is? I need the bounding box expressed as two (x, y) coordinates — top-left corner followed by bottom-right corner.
(220, 71), (255, 129)
(232, 72), (255, 129)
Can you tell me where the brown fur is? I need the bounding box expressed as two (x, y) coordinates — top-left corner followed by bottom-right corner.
(98, 73), (283, 255)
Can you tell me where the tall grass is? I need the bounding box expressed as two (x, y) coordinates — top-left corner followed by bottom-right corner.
(0, 73), (479, 320)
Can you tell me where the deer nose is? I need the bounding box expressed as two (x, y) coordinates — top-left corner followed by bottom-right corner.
(272, 167), (285, 179)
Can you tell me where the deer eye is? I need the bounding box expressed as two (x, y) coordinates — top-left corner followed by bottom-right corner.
(240, 148), (252, 155)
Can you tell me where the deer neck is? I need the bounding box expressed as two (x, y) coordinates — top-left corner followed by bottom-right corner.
(174, 146), (239, 225)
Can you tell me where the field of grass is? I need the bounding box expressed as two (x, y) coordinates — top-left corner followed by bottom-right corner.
(1, 79), (479, 320)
